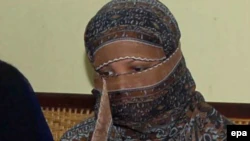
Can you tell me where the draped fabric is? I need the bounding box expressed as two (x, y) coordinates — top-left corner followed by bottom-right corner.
(0, 60), (53, 141)
(61, 0), (233, 140)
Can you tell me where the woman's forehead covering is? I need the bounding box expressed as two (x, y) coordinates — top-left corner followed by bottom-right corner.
(84, 0), (181, 62)
(93, 40), (166, 69)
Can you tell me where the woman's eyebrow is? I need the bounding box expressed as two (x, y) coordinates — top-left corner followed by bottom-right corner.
(130, 60), (157, 65)
(99, 66), (110, 71)
(97, 65), (111, 71)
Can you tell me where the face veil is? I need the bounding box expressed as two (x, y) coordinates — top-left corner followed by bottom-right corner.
(85, 0), (197, 140)
(60, 0), (233, 141)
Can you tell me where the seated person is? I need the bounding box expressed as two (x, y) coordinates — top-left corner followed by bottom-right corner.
(0, 60), (53, 141)
(61, 0), (233, 140)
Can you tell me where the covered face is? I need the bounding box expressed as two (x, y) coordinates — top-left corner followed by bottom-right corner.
(85, 0), (195, 124)
(60, 1), (232, 141)
(84, 0), (200, 140)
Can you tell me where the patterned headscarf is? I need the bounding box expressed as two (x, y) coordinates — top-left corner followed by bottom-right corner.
(61, 0), (232, 140)
(85, 0), (180, 62)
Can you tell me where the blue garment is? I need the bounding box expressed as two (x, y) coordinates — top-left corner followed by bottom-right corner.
(0, 60), (53, 141)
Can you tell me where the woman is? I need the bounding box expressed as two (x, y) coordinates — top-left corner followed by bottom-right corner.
(0, 60), (53, 141)
(61, 0), (232, 140)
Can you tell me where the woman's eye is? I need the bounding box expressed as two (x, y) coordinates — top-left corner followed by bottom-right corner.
(99, 70), (114, 76)
(133, 67), (147, 72)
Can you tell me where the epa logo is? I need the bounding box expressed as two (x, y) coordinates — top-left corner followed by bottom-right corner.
(231, 131), (248, 138)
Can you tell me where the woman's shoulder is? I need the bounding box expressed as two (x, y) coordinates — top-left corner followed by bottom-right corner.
(189, 91), (233, 126)
(192, 101), (233, 124)
(188, 101), (233, 140)
(60, 116), (96, 141)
